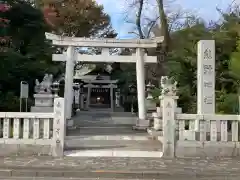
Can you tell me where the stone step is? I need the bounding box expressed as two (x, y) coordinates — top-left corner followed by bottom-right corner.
(64, 150), (163, 157)
(66, 126), (146, 136)
(64, 136), (162, 157)
(64, 137), (162, 157)
(65, 139), (162, 150)
(65, 135), (153, 140)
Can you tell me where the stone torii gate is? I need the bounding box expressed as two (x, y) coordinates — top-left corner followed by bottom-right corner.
(45, 32), (163, 128)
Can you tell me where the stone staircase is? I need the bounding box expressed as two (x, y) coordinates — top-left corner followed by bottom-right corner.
(64, 111), (163, 157)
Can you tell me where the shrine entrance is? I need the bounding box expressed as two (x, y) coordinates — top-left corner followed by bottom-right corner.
(90, 87), (110, 108)
(45, 32), (163, 128)
(75, 68), (119, 111)
(45, 32), (164, 158)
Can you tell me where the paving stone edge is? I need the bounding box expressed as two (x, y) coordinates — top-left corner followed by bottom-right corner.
(0, 169), (239, 178)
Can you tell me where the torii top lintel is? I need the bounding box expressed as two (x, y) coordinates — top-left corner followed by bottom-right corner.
(45, 32), (164, 48)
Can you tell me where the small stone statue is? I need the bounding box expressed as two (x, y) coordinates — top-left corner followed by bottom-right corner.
(160, 76), (177, 96)
(35, 74), (53, 93)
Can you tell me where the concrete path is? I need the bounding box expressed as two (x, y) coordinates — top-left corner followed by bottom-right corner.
(0, 178), (164, 180)
(2, 178), (240, 180)
(0, 177), (159, 180)
(0, 156), (240, 178)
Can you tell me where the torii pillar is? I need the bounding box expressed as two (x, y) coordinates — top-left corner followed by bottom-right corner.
(65, 46), (75, 121)
(136, 48), (146, 121)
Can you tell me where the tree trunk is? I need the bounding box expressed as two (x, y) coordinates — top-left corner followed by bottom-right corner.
(136, 0), (144, 39)
(155, 0), (170, 86)
(156, 0), (170, 52)
(134, 0), (171, 86)
(136, 0), (150, 81)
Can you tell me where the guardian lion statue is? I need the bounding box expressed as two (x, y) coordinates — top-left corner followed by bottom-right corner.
(160, 76), (177, 96)
(35, 74), (53, 93)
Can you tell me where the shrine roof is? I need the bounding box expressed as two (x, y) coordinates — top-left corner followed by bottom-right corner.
(84, 67), (110, 76)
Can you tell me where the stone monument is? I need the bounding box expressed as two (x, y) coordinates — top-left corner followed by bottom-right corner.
(31, 74), (54, 112)
(197, 40), (216, 132)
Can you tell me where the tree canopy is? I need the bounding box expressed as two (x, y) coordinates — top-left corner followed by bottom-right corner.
(39, 0), (116, 37)
(165, 9), (240, 114)
(121, 2), (240, 114)
(0, 0), (116, 111)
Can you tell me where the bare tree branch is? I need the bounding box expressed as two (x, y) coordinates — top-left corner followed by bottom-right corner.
(135, 0), (145, 38)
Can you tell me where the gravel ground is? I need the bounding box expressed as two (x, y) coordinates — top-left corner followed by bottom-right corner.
(0, 156), (240, 178)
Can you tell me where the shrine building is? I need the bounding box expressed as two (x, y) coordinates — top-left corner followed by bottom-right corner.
(73, 65), (121, 111)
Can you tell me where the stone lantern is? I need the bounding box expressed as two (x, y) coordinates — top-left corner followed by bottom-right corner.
(51, 81), (60, 97)
(146, 81), (156, 112)
(129, 84), (137, 113)
(73, 82), (81, 111)
(146, 81), (155, 99)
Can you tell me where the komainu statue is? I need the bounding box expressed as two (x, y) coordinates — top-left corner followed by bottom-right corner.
(35, 74), (53, 93)
(160, 76), (177, 96)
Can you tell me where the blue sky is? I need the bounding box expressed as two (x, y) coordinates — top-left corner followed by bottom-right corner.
(95, 0), (234, 38)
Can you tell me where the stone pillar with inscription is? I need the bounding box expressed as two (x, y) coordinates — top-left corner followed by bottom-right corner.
(52, 98), (65, 157)
(197, 40), (216, 132)
(161, 76), (178, 158)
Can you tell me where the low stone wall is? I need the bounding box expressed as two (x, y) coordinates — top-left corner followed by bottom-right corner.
(0, 141), (53, 156)
(0, 98), (65, 157)
(176, 141), (240, 158)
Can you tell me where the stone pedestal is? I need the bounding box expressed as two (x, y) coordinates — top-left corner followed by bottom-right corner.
(152, 112), (162, 130)
(133, 98), (154, 131)
(133, 119), (150, 130)
(30, 93), (54, 137)
(146, 99), (156, 111)
(31, 94), (54, 112)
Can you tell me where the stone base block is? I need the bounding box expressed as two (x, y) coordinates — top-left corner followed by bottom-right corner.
(147, 128), (163, 142)
(33, 93), (54, 107)
(0, 144), (52, 156)
(147, 128), (163, 136)
(31, 106), (53, 112)
(176, 141), (240, 158)
(67, 119), (77, 129)
(132, 119), (150, 130)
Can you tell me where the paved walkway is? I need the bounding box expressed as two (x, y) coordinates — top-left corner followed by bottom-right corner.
(11, 177), (231, 180)
(0, 156), (240, 178)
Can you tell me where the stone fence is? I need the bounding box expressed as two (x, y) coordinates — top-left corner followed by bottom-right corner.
(0, 98), (65, 157)
(155, 93), (240, 158)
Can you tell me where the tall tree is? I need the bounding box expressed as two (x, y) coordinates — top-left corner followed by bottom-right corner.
(126, 0), (186, 85)
(0, 0), (63, 111)
(39, 0), (115, 37)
